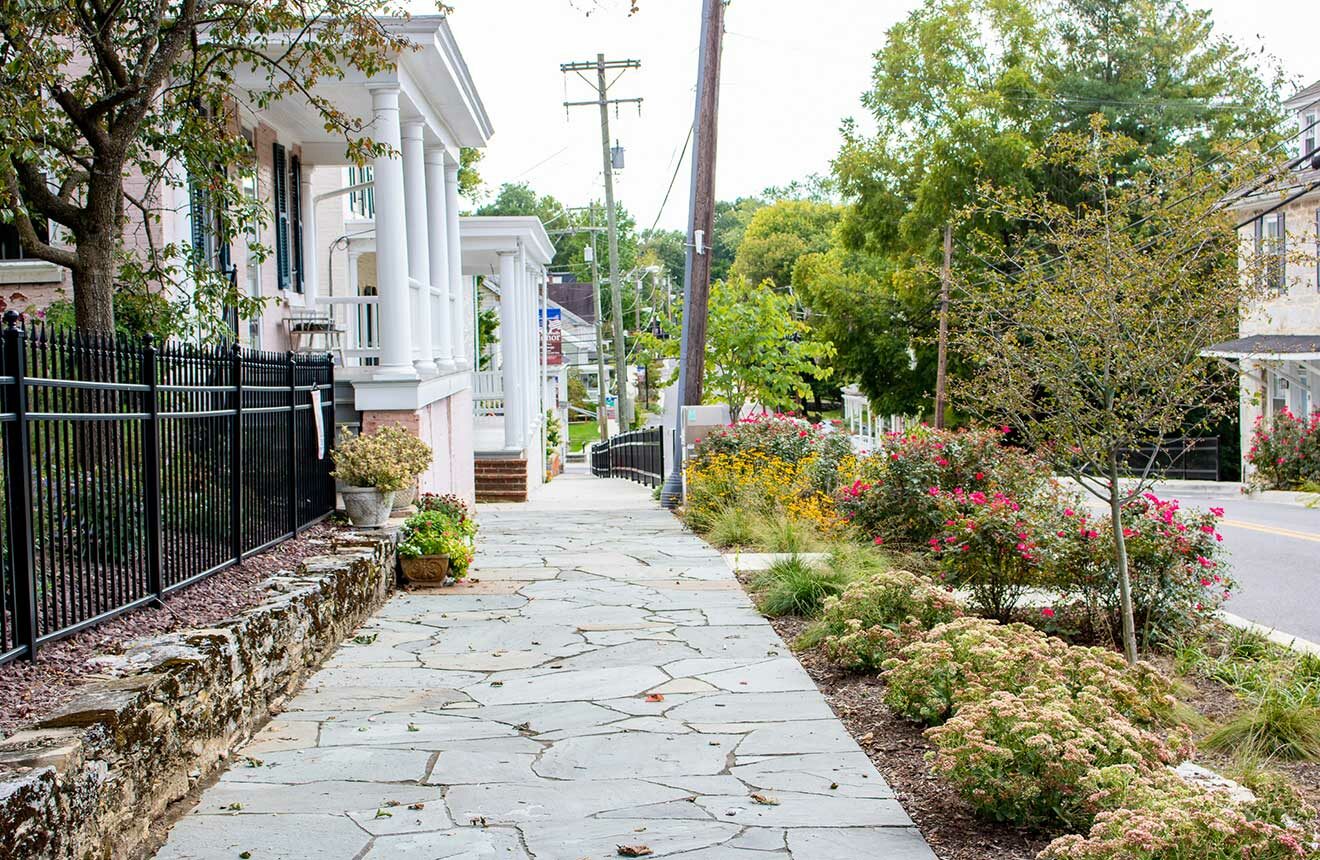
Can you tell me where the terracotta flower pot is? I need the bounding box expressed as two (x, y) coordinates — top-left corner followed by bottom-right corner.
(341, 485), (395, 528)
(400, 555), (451, 584)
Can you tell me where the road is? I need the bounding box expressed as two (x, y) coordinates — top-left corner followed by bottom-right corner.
(1149, 486), (1320, 644)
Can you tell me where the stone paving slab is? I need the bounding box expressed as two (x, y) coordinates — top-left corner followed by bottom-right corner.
(154, 472), (935, 860)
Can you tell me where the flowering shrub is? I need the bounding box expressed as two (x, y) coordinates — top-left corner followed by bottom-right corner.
(331, 426), (431, 492)
(927, 485), (1062, 619)
(1041, 765), (1310, 859)
(690, 414), (855, 496)
(397, 510), (475, 577)
(925, 686), (1177, 829)
(1247, 408), (1320, 490)
(416, 493), (478, 539)
(814, 569), (961, 671)
(1051, 494), (1232, 646)
(835, 426), (1052, 549)
(882, 618), (1180, 728)
(682, 450), (817, 532)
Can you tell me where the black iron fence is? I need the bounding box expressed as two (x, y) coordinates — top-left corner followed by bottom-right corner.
(1120, 437), (1221, 482)
(0, 314), (335, 664)
(590, 426), (665, 488)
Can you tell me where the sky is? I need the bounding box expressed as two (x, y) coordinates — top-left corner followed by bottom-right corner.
(439, 0), (1320, 232)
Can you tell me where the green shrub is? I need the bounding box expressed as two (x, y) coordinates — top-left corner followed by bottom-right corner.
(706, 506), (760, 549)
(397, 510), (475, 577)
(332, 426), (431, 492)
(812, 569), (961, 671)
(925, 686), (1176, 830)
(752, 556), (849, 618)
(835, 426), (1052, 549)
(1040, 765), (1311, 860)
(1049, 493), (1232, 647)
(1246, 408), (1320, 491)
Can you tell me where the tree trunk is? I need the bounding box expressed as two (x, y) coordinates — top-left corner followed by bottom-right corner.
(1108, 455), (1139, 664)
(72, 161), (126, 336)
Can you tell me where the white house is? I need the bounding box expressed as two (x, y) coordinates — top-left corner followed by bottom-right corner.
(1210, 79), (1320, 476)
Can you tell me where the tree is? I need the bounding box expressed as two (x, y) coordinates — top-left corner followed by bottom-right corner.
(823, 0), (1283, 416)
(950, 119), (1269, 664)
(701, 275), (833, 419)
(731, 199), (841, 289)
(0, 0), (407, 335)
(710, 196), (764, 282)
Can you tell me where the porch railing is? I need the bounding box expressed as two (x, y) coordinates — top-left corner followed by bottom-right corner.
(318, 295), (380, 366)
(590, 426), (665, 488)
(0, 316), (335, 664)
(841, 388), (912, 448)
(473, 370), (504, 416)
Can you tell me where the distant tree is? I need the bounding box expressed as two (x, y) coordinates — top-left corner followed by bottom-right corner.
(637, 228), (685, 284)
(951, 120), (1268, 664)
(731, 199), (841, 289)
(0, 0), (407, 335)
(711, 197), (764, 282)
(702, 276), (833, 419)
(458, 148), (486, 201)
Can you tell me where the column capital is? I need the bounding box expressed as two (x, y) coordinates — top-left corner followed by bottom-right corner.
(424, 145), (448, 165)
(401, 119), (425, 139)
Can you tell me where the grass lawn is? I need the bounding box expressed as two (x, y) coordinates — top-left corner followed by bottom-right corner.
(567, 420), (602, 453)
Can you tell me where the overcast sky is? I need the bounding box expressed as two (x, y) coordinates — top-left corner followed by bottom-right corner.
(439, 0), (1320, 231)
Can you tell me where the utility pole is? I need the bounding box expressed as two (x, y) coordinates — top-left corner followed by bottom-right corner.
(934, 223), (952, 429)
(661, 0), (726, 508)
(588, 213), (610, 443)
(562, 54), (641, 431)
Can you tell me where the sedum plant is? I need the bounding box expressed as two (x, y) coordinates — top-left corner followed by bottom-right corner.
(811, 568), (960, 671)
(331, 426), (431, 493)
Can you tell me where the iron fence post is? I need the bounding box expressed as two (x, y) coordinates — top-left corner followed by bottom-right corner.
(3, 312), (37, 659)
(141, 335), (163, 598)
(231, 344), (243, 565)
(287, 351), (299, 536)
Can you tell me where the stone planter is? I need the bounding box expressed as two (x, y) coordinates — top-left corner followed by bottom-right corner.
(400, 554), (451, 584)
(341, 485), (395, 527)
(391, 481), (418, 515)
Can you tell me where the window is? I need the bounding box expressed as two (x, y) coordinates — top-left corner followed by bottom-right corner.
(1255, 212), (1287, 294)
(1306, 113), (1317, 161)
(242, 131), (262, 347)
(347, 165), (375, 218)
(0, 218), (48, 261)
(1272, 372), (1290, 416)
(272, 144), (305, 293)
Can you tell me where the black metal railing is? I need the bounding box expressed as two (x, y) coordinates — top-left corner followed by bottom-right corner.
(0, 313), (335, 664)
(1121, 436), (1220, 482)
(590, 426), (665, 488)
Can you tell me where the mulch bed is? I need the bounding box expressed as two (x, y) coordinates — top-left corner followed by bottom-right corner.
(0, 523), (340, 737)
(764, 612), (1056, 860)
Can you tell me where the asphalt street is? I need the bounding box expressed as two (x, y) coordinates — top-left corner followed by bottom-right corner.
(1149, 486), (1320, 644)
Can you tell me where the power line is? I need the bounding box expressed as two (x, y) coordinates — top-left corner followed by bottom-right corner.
(647, 122), (694, 234)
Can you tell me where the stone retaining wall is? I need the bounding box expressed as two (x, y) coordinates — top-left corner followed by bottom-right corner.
(0, 532), (396, 860)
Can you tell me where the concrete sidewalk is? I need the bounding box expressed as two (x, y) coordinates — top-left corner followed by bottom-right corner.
(155, 473), (934, 859)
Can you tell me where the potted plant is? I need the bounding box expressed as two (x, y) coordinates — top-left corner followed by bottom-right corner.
(544, 409), (564, 480)
(331, 428), (422, 527)
(397, 509), (477, 584)
(375, 426), (432, 514)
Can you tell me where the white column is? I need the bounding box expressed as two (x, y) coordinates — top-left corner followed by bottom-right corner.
(425, 147), (455, 372)
(498, 250), (522, 450)
(443, 160), (466, 369)
(299, 170), (318, 305)
(367, 85), (415, 378)
(401, 121), (436, 375)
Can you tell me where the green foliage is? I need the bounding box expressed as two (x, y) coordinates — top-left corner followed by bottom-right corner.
(1206, 681), (1320, 762)
(37, 287), (181, 343)
(331, 426), (430, 493)
(753, 513), (824, 555)
(702, 276), (834, 418)
(926, 685), (1177, 830)
(711, 197), (766, 282)
(477, 305), (500, 371)
(1247, 409), (1320, 491)
(705, 505), (760, 550)
(812, 568), (962, 671)
(752, 555), (850, 618)
(397, 511), (474, 577)
(731, 199), (841, 289)
(457, 147), (485, 200)
(0, 0), (409, 335)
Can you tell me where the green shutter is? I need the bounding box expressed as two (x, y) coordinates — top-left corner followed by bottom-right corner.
(273, 142), (290, 290)
(290, 155), (304, 293)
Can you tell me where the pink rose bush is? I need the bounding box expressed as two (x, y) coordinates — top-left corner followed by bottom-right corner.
(1050, 493), (1232, 646)
(1246, 408), (1320, 490)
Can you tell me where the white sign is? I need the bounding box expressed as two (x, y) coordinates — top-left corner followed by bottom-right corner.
(310, 387), (325, 460)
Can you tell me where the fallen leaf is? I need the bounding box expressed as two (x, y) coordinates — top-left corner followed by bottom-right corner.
(407, 723), (420, 732)
(616, 845), (653, 857)
(644, 693), (665, 702)
(750, 792), (780, 806)
(407, 802), (426, 811)
(829, 782), (839, 790)
(490, 681), (504, 687)
(374, 809), (392, 819)
(471, 815), (488, 827)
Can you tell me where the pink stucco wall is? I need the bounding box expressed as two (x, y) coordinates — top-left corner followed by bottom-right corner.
(361, 384), (476, 505)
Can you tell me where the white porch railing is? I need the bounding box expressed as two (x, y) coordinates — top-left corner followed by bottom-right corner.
(318, 295), (381, 366)
(841, 386), (912, 450)
(474, 369), (504, 416)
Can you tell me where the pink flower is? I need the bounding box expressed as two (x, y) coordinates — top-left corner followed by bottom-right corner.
(1041, 607), (1055, 619)
(974, 472), (985, 480)
(1209, 507), (1225, 517)
(927, 487), (940, 497)
(873, 536), (885, 546)
(1064, 508), (1075, 517)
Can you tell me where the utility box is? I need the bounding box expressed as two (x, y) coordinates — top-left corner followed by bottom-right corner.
(680, 404), (732, 496)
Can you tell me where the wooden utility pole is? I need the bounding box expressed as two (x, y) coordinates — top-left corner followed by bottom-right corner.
(562, 55), (642, 431)
(662, 0), (726, 508)
(588, 218), (610, 442)
(934, 223), (952, 429)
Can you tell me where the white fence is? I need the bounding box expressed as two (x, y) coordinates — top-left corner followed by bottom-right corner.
(841, 386), (913, 449)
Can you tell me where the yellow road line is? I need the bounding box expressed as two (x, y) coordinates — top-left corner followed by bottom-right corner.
(1220, 519), (1320, 543)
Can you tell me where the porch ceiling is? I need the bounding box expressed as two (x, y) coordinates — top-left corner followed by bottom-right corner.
(460, 217), (556, 276)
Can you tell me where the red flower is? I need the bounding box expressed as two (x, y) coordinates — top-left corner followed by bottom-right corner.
(1041, 607), (1055, 619)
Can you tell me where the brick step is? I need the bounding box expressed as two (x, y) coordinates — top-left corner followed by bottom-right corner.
(474, 466), (529, 476)
(475, 480), (528, 492)
(476, 491), (528, 503)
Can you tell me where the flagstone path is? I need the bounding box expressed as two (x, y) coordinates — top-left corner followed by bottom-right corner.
(155, 471), (935, 859)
